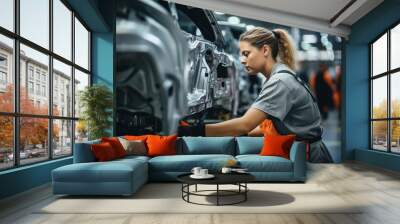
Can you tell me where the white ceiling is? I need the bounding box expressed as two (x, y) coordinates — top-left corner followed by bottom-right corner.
(169, 0), (384, 38)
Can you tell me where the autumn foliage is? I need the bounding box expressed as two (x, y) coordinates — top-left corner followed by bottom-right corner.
(372, 99), (400, 141)
(0, 84), (59, 150)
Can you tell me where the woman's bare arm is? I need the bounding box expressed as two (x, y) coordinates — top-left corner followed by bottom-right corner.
(247, 126), (264, 136)
(205, 108), (267, 136)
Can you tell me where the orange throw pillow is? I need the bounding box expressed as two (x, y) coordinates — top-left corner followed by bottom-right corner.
(124, 135), (149, 141)
(260, 119), (279, 136)
(260, 134), (296, 159)
(146, 135), (177, 157)
(91, 142), (117, 161)
(101, 137), (126, 158)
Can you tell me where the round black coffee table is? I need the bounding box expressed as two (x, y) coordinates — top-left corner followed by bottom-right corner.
(177, 173), (255, 206)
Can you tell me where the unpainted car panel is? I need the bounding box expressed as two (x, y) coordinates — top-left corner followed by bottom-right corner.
(116, 0), (189, 135)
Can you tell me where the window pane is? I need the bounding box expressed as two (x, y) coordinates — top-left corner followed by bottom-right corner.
(391, 72), (400, 118)
(0, 34), (14, 112)
(75, 120), (88, 143)
(372, 77), (387, 119)
(372, 121), (388, 151)
(0, 116), (13, 170)
(53, 119), (72, 158)
(391, 24), (400, 70)
(20, 117), (49, 165)
(20, 44), (49, 115)
(372, 33), (387, 76)
(53, 59), (72, 117)
(74, 69), (89, 118)
(0, 0), (14, 31)
(74, 17), (89, 70)
(20, 0), (49, 49)
(53, 0), (71, 60)
(391, 120), (400, 153)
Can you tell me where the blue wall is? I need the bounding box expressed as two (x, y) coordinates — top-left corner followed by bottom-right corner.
(0, 1), (114, 200)
(345, 0), (400, 171)
(92, 32), (114, 135)
(0, 158), (72, 199)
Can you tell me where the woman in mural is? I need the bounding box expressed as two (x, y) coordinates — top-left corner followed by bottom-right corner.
(178, 27), (333, 163)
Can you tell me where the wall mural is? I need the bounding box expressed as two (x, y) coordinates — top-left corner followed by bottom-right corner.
(115, 0), (342, 162)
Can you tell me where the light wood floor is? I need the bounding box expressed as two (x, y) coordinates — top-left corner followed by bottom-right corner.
(1, 161), (400, 224)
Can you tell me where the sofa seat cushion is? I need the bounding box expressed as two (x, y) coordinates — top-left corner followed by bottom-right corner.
(117, 155), (150, 163)
(236, 155), (293, 172)
(149, 154), (235, 172)
(52, 159), (147, 183)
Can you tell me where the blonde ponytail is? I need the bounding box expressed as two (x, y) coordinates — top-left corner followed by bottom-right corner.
(240, 27), (297, 70)
(272, 29), (296, 70)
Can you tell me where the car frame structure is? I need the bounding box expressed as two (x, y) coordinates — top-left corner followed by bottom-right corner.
(116, 0), (240, 135)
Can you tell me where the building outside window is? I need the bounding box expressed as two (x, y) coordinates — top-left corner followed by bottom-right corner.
(42, 85), (46, 97)
(0, 54), (7, 67)
(28, 81), (34, 94)
(28, 67), (34, 80)
(0, 0), (91, 170)
(0, 71), (6, 84)
(41, 73), (46, 83)
(370, 23), (400, 154)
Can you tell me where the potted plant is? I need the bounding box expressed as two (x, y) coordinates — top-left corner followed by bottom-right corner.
(79, 84), (113, 140)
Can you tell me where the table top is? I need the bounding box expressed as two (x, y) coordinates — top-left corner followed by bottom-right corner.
(177, 172), (255, 185)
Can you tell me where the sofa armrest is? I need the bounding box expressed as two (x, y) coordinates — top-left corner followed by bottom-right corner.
(73, 140), (100, 163)
(289, 141), (306, 181)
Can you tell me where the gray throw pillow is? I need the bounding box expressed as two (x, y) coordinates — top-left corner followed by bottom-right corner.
(118, 137), (147, 156)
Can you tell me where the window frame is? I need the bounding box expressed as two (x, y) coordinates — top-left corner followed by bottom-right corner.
(0, 0), (92, 171)
(370, 20), (400, 154)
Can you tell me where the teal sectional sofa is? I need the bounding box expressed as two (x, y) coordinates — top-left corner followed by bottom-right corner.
(52, 137), (306, 196)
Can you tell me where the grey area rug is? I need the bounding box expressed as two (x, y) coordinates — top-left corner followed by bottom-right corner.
(37, 183), (362, 214)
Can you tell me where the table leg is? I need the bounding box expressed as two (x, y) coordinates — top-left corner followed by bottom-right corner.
(217, 184), (219, 206)
(195, 184), (197, 192)
(245, 183), (247, 201)
(187, 184), (190, 202)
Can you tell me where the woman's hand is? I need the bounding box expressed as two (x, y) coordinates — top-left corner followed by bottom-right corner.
(177, 123), (205, 137)
(205, 108), (267, 136)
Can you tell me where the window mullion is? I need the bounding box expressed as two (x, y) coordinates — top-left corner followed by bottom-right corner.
(388, 30), (391, 152)
(49, 0), (53, 160)
(14, 0), (20, 166)
(71, 10), (76, 154)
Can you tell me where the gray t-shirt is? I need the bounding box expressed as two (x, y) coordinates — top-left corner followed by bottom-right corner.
(251, 63), (322, 140)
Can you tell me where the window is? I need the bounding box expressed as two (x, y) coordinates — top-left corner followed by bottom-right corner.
(0, 116), (13, 170)
(0, 0), (14, 32)
(74, 69), (89, 118)
(0, 55), (7, 67)
(53, 0), (72, 60)
(42, 85), (46, 97)
(36, 84), (40, 95)
(74, 17), (89, 70)
(0, 34), (13, 113)
(20, 0), (49, 49)
(370, 22), (400, 154)
(0, 71), (6, 85)
(0, 0), (91, 170)
(28, 67), (34, 80)
(28, 81), (34, 94)
(53, 59), (71, 117)
(35, 70), (41, 81)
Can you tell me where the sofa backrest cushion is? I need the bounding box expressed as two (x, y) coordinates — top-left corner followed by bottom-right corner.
(236, 137), (264, 155)
(177, 137), (235, 155)
(73, 139), (100, 163)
